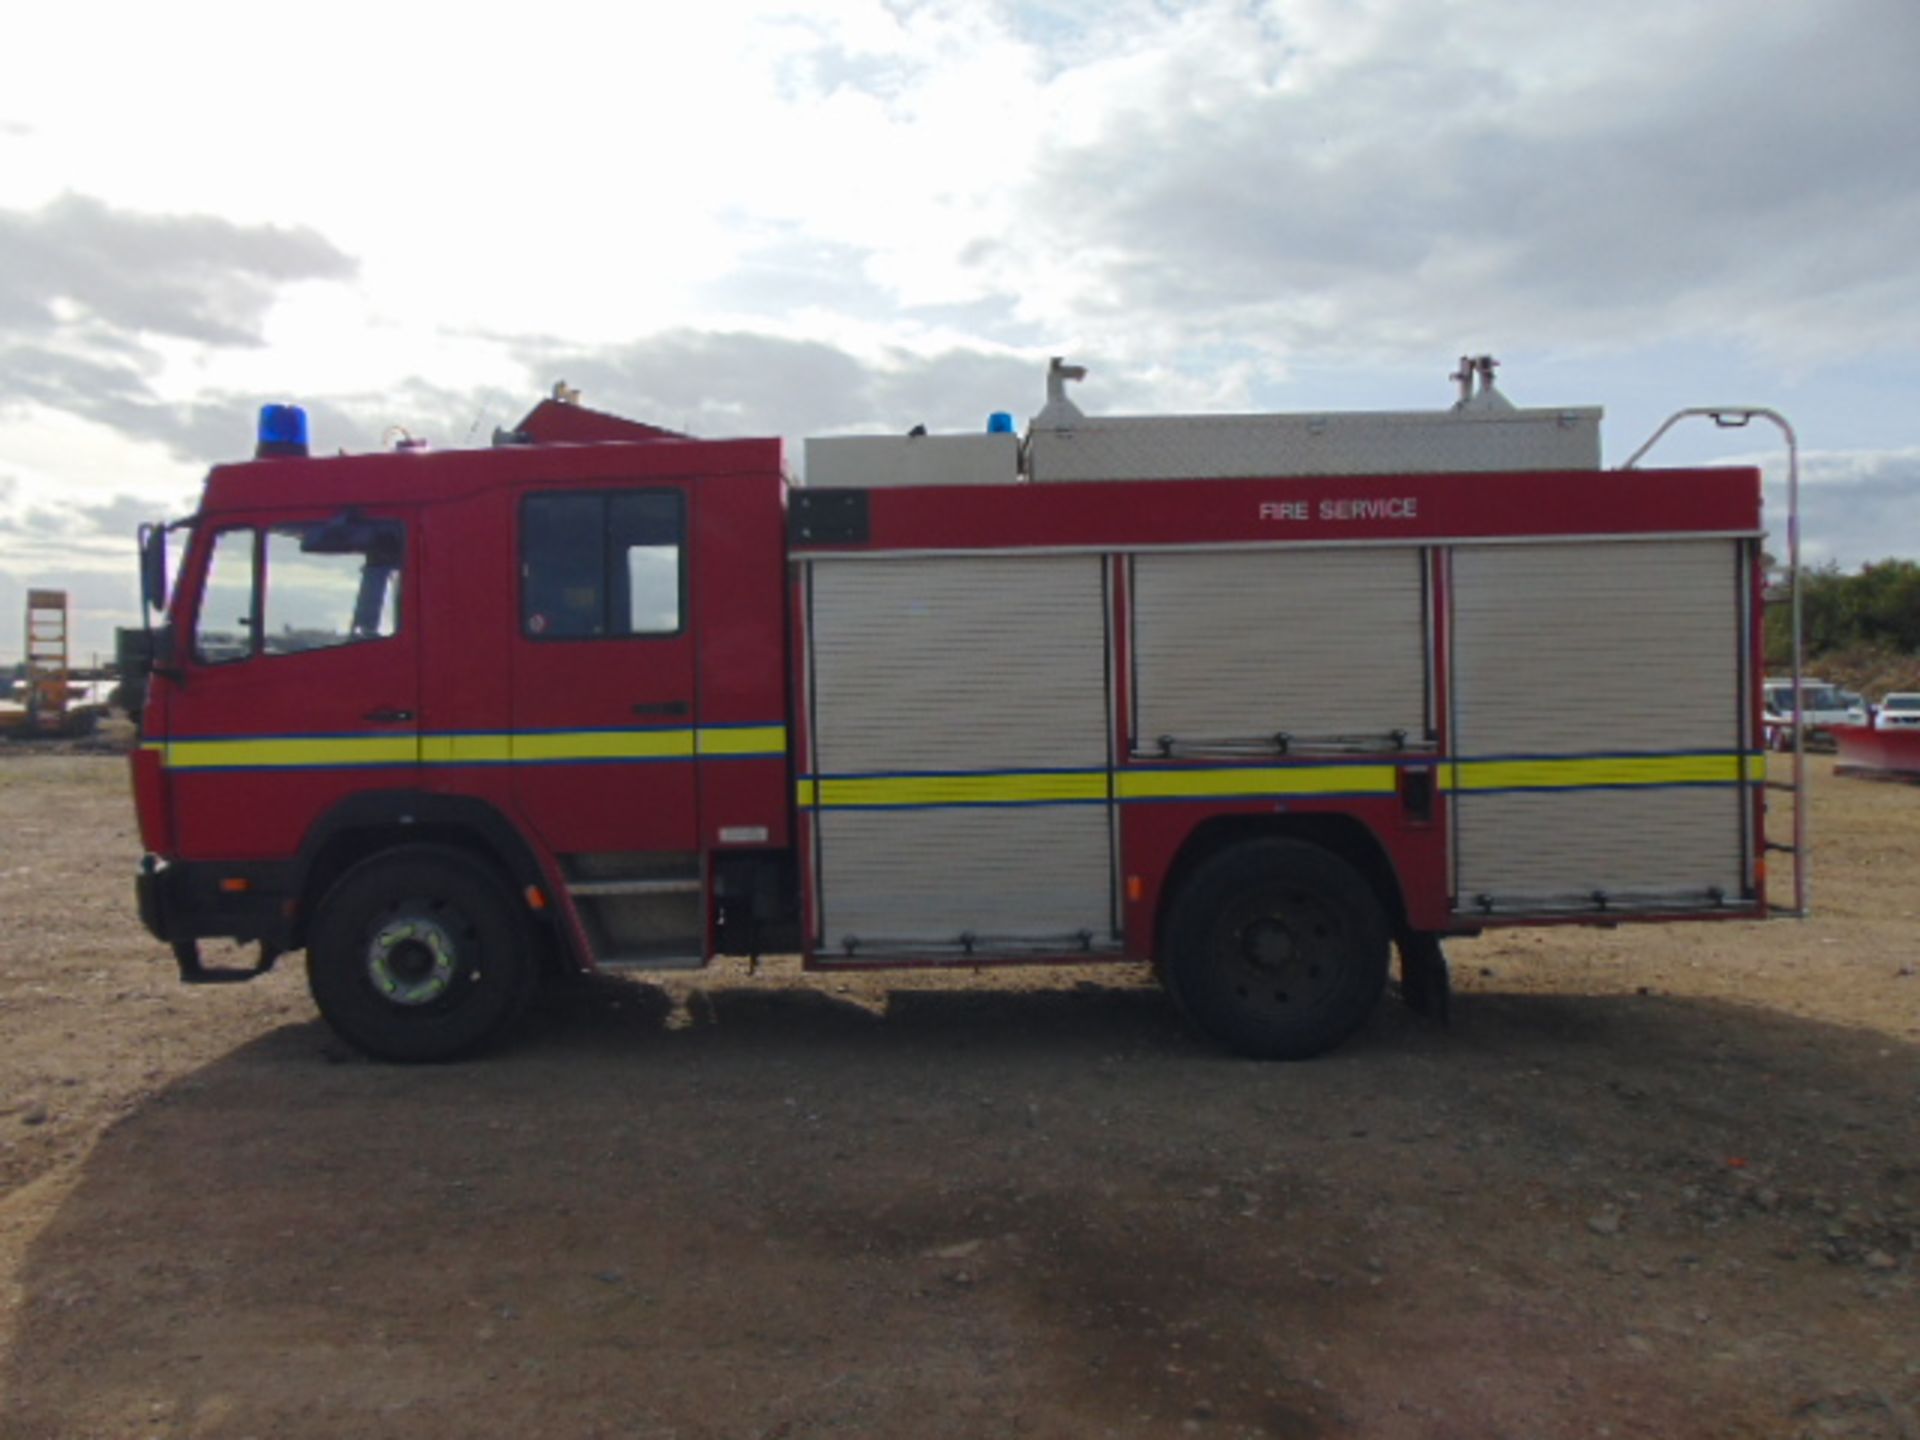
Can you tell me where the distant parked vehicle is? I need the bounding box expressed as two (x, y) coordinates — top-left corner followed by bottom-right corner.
(1873, 693), (1920, 731)
(1761, 678), (1866, 751)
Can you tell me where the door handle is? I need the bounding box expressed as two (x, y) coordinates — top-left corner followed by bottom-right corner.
(363, 707), (414, 724)
(631, 700), (690, 717)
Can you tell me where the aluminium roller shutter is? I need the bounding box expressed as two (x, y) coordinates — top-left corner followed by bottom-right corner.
(1449, 539), (1748, 911)
(1132, 549), (1428, 749)
(806, 555), (1114, 954)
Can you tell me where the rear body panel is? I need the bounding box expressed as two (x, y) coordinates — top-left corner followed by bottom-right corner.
(791, 466), (1766, 968)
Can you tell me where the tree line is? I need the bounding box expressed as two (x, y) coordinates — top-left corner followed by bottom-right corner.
(1766, 558), (1920, 660)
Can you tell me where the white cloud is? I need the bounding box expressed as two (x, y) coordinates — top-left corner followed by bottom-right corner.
(1751, 446), (1920, 570)
(1, 0), (1918, 661)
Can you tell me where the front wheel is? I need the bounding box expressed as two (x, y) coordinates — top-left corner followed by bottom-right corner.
(1161, 839), (1389, 1060)
(307, 846), (536, 1062)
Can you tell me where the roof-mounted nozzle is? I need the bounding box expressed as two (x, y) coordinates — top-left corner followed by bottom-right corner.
(1451, 355), (1515, 414)
(1034, 357), (1088, 429)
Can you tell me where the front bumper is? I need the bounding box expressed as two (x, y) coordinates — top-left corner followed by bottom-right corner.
(137, 855), (297, 950)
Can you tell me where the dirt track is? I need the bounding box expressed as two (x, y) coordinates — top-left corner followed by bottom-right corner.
(0, 753), (1915, 1439)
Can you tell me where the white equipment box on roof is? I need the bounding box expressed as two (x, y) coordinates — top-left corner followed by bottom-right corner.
(1026, 353), (1599, 481)
(1027, 406), (1602, 481)
(804, 432), (1019, 488)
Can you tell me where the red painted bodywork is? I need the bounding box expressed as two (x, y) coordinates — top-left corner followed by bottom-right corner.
(136, 410), (1769, 977)
(130, 742), (169, 854)
(795, 467), (1759, 555)
(1118, 794), (1449, 946)
(143, 431), (790, 968)
(514, 397), (684, 445)
(165, 498), (424, 861)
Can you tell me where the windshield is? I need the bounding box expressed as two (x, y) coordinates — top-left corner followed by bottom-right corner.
(1884, 695), (1920, 713)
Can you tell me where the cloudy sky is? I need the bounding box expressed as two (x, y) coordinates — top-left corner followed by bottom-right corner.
(2, 0), (1917, 664)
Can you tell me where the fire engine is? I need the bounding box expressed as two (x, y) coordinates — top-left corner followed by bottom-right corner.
(127, 357), (1804, 1062)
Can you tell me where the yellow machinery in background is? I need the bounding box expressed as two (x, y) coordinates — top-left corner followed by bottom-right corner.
(25, 590), (71, 732)
(1, 590), (101, 738)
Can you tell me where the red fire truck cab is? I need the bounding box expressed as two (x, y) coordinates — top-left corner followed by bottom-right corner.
(130, 361), (1774, 1062)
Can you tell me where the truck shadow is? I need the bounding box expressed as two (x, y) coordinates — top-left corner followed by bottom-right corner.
(3, 983), (1916, 1440)
(512, 967), (1193, 1060)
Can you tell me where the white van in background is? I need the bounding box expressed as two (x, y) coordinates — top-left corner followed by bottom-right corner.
(1762, 678), (1866, 750)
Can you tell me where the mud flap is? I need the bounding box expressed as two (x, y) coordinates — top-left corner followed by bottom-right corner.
(1397, 933), (1451, 1026)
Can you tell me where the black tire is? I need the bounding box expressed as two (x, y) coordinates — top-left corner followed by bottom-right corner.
(306, 845), (536, 1062)
(1162, 839), (1389, 1060)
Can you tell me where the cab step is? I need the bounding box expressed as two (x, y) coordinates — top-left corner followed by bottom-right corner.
(562, 853), (706, 971)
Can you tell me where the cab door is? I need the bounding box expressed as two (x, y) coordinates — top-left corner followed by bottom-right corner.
(165, 511), (417, 860)
(509, 485), (698, 859)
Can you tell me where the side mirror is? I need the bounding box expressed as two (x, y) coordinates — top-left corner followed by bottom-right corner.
(138, 523), (168, 612)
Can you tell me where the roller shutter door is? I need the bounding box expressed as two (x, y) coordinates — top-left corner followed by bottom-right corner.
(807, 556), (1113, 954)
(1133, 549), (1427, 749)
(1449, 539), (1747, 911)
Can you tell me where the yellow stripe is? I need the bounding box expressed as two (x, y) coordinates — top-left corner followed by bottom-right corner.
(1115, 765), (1398, 800)
(814, 771), (1108, 808)
(798, 765), (1396, 808)
(798, 753), (1761, 810)
(696, 725), (787, 757)
(510, 729), (694, 762)
(166, 736), (418, 770)
(419, 733), (515, 765)
(1449, 753), (1755, 792)
(164, 726), (788, 769)
(158, 734), (1756, 796)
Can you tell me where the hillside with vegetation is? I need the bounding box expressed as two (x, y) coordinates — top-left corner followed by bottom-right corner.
(1766, 558), (1920, 700)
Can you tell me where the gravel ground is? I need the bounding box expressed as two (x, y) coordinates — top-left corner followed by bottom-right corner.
(0, 751), (1915, 1440)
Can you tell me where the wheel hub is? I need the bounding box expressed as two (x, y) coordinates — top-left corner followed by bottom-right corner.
(1243, 917), (1297, 968)
(365, 917), (459, 1006)
(1223, 895), (1338, 1010)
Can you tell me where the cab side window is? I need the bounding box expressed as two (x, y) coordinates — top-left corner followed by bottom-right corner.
(522, 490), (684, 639)
(263, 523), (402, 655)
(191, 518), (404, 663)
(194, 528), (256, 664)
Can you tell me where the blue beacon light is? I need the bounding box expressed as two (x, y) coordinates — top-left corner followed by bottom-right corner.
(987, 411), (1016, 434)
(256, 403), (311, 459)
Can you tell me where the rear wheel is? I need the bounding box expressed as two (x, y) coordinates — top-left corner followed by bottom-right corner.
(307, 846), (536, 1062)
(1162, 839), (1389, 1060)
